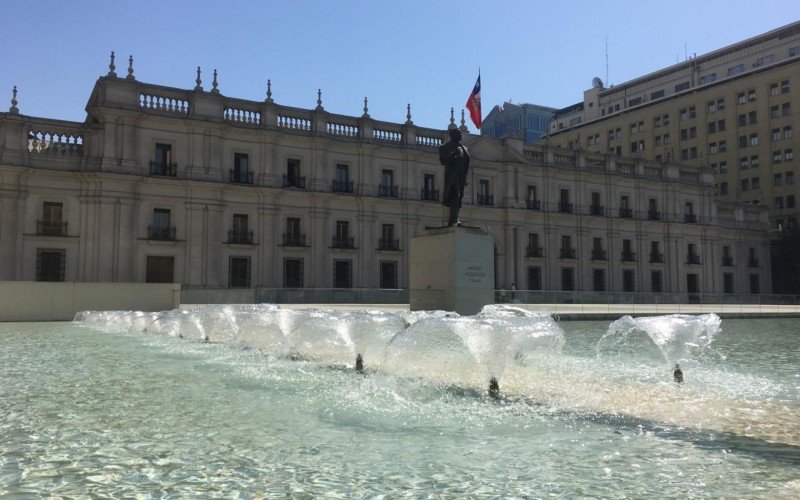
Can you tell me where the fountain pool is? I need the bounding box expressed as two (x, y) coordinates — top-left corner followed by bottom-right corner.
(1, 305), (798, 496)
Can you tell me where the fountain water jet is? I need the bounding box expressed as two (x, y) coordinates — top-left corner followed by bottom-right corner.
(72, 305), (800, 448)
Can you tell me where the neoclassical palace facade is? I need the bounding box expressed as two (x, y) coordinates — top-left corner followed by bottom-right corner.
(0, 71), (773, 294)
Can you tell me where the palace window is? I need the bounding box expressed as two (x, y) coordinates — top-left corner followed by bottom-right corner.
(623, 270), (635, 292)
(145, 256), (173, 284)
(333, 259), (353, 288)
(527, 267), (542, 291)
(561, 268), (575, 291)
(228, 256), (251, 288)
(380, 261), (398, 289)
(283, 258), (304, 288)
(651, 271), (663, 293)
(36, 248), (66, 282)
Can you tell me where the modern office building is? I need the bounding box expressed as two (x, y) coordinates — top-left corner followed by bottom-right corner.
(546, 21), (800, 228)
(482, 102), (556, 143)
(0, 65), (772, 296)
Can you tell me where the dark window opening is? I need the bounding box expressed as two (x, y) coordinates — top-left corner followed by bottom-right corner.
(283, 258), (304, 288)
(36, 248), (66, 282)
(145, 256), (174, 283)
(229, 256), (251, 288)
(333, 259), (353, 288)
(380, 261), (398, 289)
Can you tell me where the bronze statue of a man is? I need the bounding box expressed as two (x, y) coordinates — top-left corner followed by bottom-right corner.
(439, 128), (470, 226)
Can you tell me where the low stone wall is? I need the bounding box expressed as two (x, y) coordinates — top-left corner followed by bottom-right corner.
(0, 282), (181, 322)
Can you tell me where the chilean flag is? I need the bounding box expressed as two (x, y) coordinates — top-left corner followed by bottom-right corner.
(466, 73), (482, 129)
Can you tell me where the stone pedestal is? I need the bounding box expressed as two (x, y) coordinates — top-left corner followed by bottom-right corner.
(409, 226), (495, 315)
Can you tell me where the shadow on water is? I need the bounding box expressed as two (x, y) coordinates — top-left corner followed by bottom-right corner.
(593, 411), (800, 465)
(436, 383), (800, 465)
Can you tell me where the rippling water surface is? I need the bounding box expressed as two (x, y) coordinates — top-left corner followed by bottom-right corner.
(1, 310), (799, 497)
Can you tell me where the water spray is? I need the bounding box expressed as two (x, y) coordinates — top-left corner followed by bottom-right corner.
(355, 353), (364, 372)
(488, 376), (500, 399)
(673, 364), (684, 384)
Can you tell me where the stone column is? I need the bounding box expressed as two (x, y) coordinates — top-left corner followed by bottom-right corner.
(0, 190), (21, 280)
(258, 205), (278, 287)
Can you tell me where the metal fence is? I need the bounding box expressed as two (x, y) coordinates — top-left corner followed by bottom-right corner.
(181, 287), (409, 305)
(495, 290), (800, 306)
(180, 286), (800, 306)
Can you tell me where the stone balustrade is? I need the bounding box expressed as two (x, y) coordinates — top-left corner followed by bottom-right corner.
(27, 128), (84, 156)
(138, 91), (190, 114)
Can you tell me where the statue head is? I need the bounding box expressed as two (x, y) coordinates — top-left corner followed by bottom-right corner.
(448, 128), (462, 143)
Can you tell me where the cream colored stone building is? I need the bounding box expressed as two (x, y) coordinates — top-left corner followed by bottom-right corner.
(547, 21), (800, 229)
(0, 68), (772, 296)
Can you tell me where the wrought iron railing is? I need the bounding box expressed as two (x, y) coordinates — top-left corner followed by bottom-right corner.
(378, 238), (400, 251)
(149, 161), (177, 176)
(332, 180), (354, 193)
(148, 225), (176, 241)
(37, 220), (68, 236)
(229, 169), (253, 184)
(331, 236), (355, 249)
(282, 233), (306, 247)
(421, 188), (439, 201)
(228, 229), (254, 244)
(283, 175), (306, 188)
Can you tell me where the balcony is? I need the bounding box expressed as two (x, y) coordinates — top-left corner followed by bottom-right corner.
(558, 202), (574, 213)
(686, 254), (702, 265)
(332, 180), (354, 193)
(722, 256), (734, 266)
(560, 248), (576, 259)
(591, 249), (608, 260)
(148, 225), (176, 241)
(283, 175), (306, 189)
(378, 238), (400, 251)
(618, 207), (633, 218)
(149, 161), (177, 177)
(526, 199), (541, 210)
(748, 257), (760, 268)
(378, 184), (398, 197)
(229, 169), (253, 185)
(647, 210), (661, 221)
(590, 205), (604, 216)
(227, 229), (254, 244)
(282, 233), (307, 247)
(621, 251), (636, 262)
(421, 188), (440, 202)
(526, 246), (543, 258)
(331, 236), (355, 249)
(37, 220), (68, 236)
(684, 213), (697, 223)
(477, 194), (494, 206)
(649, 252), (665, 263)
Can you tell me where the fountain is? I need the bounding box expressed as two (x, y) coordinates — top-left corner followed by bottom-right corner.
(1, 305), (796, 496)
(71, 306), (800, 451)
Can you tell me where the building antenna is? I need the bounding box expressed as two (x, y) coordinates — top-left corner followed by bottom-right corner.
(684, 42), (688, 61)
(605, 36), (609, 85)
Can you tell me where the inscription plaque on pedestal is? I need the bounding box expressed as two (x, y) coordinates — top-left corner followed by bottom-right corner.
(409, 226), (495, 315)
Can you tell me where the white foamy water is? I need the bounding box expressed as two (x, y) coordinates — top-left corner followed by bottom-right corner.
(71, 305), (800, 449)
(2, 312), (799, 496)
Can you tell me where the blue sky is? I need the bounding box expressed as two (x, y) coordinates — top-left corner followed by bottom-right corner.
(1, 1), (795, 131)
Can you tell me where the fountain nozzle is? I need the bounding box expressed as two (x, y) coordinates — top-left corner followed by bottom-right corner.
(355, 354), (364, 372)
(673, 364), (684, 384)
(488, 377), (500, 399)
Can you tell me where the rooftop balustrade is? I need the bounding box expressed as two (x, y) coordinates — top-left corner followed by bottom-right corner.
(0, 72), (770, 234)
